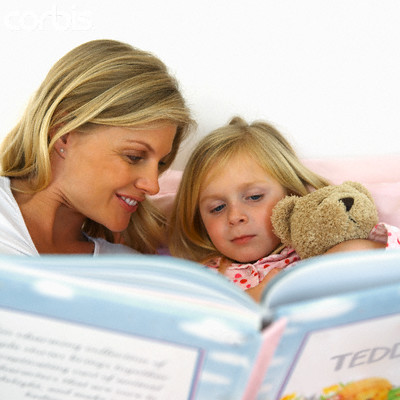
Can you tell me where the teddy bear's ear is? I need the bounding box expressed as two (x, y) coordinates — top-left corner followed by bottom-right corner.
(271, 195), (298, 245)
(342, 181), (375, 202)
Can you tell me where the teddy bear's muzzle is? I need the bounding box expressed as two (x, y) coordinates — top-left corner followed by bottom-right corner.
(339, 197), (354, 212)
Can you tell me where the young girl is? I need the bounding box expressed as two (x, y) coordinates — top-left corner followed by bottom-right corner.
(168, 117), (391, 302)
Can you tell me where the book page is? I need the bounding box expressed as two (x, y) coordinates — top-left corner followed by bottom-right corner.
(280, 313), (400, 398)
(0, 309), (202, 400)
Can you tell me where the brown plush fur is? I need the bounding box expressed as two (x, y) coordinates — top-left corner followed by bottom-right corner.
(271, 181), (378, 259)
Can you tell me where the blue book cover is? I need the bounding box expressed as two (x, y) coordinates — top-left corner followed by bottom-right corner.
(258, 250), (400, 400)
(1, 250), (400, 399)
(0, 254), (268, 400)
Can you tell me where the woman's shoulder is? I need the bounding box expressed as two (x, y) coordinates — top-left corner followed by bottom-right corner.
(0, 176), (39, 255)
(0, 176), (19, 208)
(0, 175), (11, 192)
(0, 176), (23, 217)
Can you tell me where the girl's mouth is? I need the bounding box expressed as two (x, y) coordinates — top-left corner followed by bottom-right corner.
(232, 235), (255, 245)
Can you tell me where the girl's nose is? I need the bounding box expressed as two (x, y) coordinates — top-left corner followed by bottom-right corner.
(135, 165), (160, 196)
(228, 206), (248, 225)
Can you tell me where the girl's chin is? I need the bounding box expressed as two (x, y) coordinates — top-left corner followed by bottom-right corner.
(230, 254), (264, 264)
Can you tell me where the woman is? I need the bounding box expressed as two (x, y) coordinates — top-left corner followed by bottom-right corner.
(0, 39), (193, 255)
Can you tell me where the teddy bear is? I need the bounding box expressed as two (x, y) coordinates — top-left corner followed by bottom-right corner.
(271, 181), (379, 259)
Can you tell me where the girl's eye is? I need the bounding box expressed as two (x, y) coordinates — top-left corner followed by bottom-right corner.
(158, 160), (167, 169)
(210, 204), (226, 214)
(247, 194), (263, 201)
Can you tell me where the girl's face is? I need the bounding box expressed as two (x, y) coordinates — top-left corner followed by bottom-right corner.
(199, 154), (287, 263)
(53, 123), (177, 232)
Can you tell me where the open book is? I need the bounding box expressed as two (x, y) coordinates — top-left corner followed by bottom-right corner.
(0, 249), (399, 400)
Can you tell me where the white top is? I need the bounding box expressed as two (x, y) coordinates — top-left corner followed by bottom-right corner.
(0, 176), (138, 255)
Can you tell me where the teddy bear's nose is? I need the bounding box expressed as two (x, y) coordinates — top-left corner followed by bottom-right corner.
(339, 197), (354, 212)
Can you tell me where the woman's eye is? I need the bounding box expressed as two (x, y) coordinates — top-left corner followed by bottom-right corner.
(210, 204), (226, 214)
(158, 160), (167, 169)
(127, 155), (143, 164)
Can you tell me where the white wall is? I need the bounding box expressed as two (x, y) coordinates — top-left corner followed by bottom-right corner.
(1, 0), (399, 170)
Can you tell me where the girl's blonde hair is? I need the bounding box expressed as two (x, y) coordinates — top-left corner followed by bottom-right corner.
(168, 116), (329, 262)
(0, 39), (194, 253)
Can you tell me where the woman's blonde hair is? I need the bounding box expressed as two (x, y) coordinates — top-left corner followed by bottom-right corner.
(0, 39), (194, 253)
(168, 116), (330, 262)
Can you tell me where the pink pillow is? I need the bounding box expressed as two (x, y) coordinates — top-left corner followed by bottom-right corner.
(302, 155), (400, 184)
(303, 156), (400, 227)
(151, 169), (183, 217)
(152, 155), (400, 227)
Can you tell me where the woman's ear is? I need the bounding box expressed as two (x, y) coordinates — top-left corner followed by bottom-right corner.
(53, 133), (69, 158)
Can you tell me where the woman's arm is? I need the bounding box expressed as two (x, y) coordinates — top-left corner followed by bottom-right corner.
(248, 239), (385, 302)
(325, 239), (385, 254)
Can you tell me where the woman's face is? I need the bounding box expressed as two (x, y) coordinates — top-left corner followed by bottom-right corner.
(54, 123), (177, 232)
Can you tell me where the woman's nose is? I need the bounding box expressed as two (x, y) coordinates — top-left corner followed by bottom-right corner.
(135, 165), (160, 196)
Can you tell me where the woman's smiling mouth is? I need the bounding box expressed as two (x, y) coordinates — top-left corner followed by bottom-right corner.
(117, 194), (139, 212)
